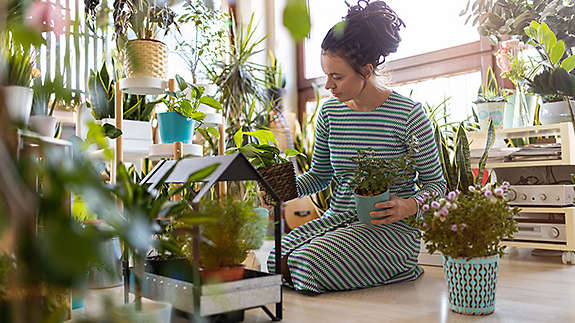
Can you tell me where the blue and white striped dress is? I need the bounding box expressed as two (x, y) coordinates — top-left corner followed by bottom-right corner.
(267, 92), (446, 293)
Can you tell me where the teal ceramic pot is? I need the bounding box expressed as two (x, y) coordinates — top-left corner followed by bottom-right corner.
(157, 111), (196, 144)
(354, 190), (390, 225)
(442, 254), (499, 315)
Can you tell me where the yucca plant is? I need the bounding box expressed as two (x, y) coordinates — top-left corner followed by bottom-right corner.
(475, 66), (507, 103)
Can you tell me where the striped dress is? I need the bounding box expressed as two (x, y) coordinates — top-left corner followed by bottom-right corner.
(267, 91), (446, 294)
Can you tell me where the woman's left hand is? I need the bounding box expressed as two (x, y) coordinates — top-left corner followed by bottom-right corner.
(369, 194), (418, 225)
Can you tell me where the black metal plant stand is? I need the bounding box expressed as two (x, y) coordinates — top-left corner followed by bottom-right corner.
(137, 152), (283, 321)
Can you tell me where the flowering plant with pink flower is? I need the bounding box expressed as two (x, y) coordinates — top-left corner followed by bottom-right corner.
(407, 182), (519, 258)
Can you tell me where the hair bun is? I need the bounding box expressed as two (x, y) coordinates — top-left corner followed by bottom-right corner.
(346, 0), (405, 34)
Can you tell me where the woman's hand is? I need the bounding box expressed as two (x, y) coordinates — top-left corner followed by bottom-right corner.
(369, 194), (418, 225)
(258, 191), (275, 211)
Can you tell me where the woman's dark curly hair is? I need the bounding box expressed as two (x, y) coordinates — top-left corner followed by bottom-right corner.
(321, 0), (405, 76)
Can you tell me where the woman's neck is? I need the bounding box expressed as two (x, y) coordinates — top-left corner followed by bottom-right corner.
(347, 84), (392, 112)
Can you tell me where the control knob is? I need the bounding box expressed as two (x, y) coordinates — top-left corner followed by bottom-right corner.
(549, 227), (561, 239)
(539, 194), (547, 201)
(504, 189), (517, 201)
(519, 193), (528, 201)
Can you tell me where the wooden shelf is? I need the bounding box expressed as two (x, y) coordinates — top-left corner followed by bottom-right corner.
(468, 122), (575, 168)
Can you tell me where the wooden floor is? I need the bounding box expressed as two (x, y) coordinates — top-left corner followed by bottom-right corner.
(243, 248), (575, 323)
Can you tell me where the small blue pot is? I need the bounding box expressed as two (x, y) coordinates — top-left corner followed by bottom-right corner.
(354, 190), (390, 225)
(443, 254), (499, 315)
(157, 112), (196, 144)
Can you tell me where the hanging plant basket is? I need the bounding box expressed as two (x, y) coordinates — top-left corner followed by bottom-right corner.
(125, 39), (167, 79)
(258, 162), (298, 204)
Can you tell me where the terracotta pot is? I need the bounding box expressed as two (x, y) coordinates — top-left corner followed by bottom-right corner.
(200, 265), (245, 283)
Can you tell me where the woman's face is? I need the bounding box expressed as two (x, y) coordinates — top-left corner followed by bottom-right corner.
(321, 51), (367, 102)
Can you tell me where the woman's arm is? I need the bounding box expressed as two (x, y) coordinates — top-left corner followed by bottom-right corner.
(295, 107), (334, 198)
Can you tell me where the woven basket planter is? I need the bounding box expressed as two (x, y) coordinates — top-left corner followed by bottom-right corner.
(443, 254), (499, 315)
(258, 162), (298, 204)
(125, 39), (167, 79)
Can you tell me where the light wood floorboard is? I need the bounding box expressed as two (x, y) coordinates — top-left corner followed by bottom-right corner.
(244, 248), (575, 323)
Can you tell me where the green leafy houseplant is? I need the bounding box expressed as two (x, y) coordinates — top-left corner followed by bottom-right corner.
(524, 21), (575, 132)
(475, 66), (507, 103)
(178, 197), (268, 276)
(162, 75), (222, 121)
(460, 0), (575, 49)
(350, 137), (418, 197)
(408, 183), (519, 258)
(1, 35), (35, 87)
(31, 74), (75, 116)
(86, 63), (153, 121)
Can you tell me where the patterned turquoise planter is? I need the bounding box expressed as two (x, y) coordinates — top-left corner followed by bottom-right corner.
(157, 112), (196, 144)
(442, 254), (499, 315)
(354, 190), (390, 225)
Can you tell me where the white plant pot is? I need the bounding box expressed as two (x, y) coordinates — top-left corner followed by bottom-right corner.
(29, 115), (58, 138)
(540, 100), (575, 125)
(476, 101), (506, 130)
(2, 85), (33, 125)
(112, 300), (172, 323)
(100, 119), (153, 158)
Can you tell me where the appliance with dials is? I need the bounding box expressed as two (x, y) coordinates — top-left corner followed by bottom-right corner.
(504, 185), (575, 206)
(508, 212), (567, 243)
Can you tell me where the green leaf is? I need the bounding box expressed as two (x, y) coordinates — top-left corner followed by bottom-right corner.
(243, 129), (278, 146)
(283, 0), (310, 41)
(477, 121), (495, 185)
(284, 148), (302, 157)
(175, 74), (188, 91)
(550, 40), (565, 65)
(102, 123), (123, 139)
(524, 25), (538, 40)
(207, 126), (220, 138)
(537, 22), (551, 45)
(561, 55), (575, 72)
(199, 96), (223, 110)
(187, 163), (219, 181)
(543, 26), (557, 54)
(233, 129), (244, 148)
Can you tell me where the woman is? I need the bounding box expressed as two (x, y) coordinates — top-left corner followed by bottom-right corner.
(268, 0), (446, 294)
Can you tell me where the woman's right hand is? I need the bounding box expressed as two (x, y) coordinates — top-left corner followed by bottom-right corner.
(258, 191), (275, 211)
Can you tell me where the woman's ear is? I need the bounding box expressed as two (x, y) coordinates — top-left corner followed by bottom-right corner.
(360, 64), (374, 79)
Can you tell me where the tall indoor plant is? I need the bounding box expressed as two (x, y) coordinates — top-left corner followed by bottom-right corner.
(113, 0), (177, 79)
(30, 74), (75, 137)
(350, 138), (417, 225)
(408, 183), (519, 315)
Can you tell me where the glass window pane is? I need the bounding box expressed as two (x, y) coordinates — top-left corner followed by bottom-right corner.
(304, 0), (479, 79)
(392, 71), (482, 124)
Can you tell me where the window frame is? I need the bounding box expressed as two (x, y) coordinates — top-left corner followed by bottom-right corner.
(296, 36), (508, 124)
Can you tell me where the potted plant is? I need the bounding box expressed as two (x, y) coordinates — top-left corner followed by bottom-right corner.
(1, 35), (36, 126)
(113, 0), (177, 79)
(524, 21), (575, 132)
(157, 74), (222, 144)
(227, 129), (303, 203)
(82, 62), (155, 151)
(177, 197), (268, 283)
(350, 137), (418, 225)
(474, 66), (508, 130)
(29, 74), (75, 137)
(408, 183), (519, 315)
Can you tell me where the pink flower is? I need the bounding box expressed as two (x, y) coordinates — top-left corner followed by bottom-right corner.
(422, 192), (430, 199)
(26, 0), (68, 35)
(440, 207), (449, 216)
(484, 190), (493, 197)
(460, 223), (467, 230)
(451, 224), (458, 232)
(496, 53), (511, 73)
(422, 222), (428, 227)
(502, 181), (510, 187)
(494, 188), (503, 196)
(422, 204), (429, 211)
(431, 201), (440, 209)
(447, 191), (457, 201)
(500, 39), (519, 50)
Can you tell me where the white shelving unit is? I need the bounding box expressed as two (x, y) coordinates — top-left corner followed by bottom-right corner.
(469, 122), (575, 264)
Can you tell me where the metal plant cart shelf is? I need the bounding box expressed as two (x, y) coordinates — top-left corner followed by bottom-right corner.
(137, 152), (283, 321)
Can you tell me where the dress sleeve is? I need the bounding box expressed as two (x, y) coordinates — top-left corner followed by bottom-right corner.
(406, 103), (447, 214)
(295, 106), (334, 197)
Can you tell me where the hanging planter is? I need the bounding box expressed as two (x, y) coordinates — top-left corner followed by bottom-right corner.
(125, 39), (168, 79)
(443, 255), (499, 315)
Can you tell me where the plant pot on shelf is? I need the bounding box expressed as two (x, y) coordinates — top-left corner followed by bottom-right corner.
(476, 102), (506, 130)
(354, 189), (390, 225)
(157, 112), (197, 144)
(100, 119), (153, 155)
(539, 100), (575, 125)
(200, 265), (246, 283)
(125, 39), (168, 79)
(29, 115), (58, 138)
(258, 162), (298, 204)
(112, 300), (172, 323)
(2, 85), (34, 125)
(443, 254), (499, 315)
(145, 257), (195, 282)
